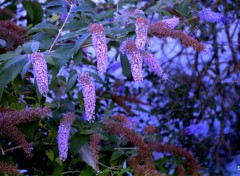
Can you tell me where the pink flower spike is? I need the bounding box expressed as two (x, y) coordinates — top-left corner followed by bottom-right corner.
(58, 112), (75, 161)
(78, 72), (96, 122)
(88, 23), (108, 73)
(141, 51), (167, 80)
(161, 17), (179, 29)
(135, 18), (149, 49)
(28, 53), (49, 96)
(120, 41), (143, 82)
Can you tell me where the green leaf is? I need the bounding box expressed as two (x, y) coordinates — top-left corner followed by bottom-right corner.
(120, 53), (131, 78)
(44, 56), (55, 66)
(2, 55), (27, 70)
(87, 71), (104, 84)
(66, 70), (78, 92)
(45, 1), (66, 8)
(33, 32), (52, 49)
(70, 134), (88, 155)
(22, 1), (43, 25)
(31, 41), (40, 53)
(110, 150), (124, 161)
(0, 52), (17, 62)
(28, 22), (58, 34)
(73, 34), (90, 53)
(72, 5), (96, 14)
(98, 169), (110, 176)
(57, 31), (83, 42)
(20, 60), (31, 79)
(46, 150), (55, 161)
(79, 144), (96, 170)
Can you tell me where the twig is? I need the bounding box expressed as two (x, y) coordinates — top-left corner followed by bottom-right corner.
(48, 4), (74, 51)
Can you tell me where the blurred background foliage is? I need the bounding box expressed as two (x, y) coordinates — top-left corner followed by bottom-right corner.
(0, 0), (239, 175)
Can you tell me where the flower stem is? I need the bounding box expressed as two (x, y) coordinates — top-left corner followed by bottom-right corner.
(48, 4), (74, 51)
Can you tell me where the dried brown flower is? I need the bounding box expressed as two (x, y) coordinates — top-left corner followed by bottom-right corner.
(103, 119), (158, 175)
(0, 107), (50, 157)
(0, 161), (20, 176)
(149, 22), (205, 52)
(89, 133), (101, 172)
(148, 141), (199, 176)
(0, 20), (28, 53)
(143, 125), (156, 134)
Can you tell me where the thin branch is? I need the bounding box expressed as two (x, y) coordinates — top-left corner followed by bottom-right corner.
(48, 4), (74, 51)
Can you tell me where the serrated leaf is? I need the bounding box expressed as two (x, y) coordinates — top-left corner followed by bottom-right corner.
(57, 31), (83, 42)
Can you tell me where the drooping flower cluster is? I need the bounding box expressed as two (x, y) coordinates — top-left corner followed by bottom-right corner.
(57, 112), (75, 161)
(135, 18), (149, 49)
(89, 133), (101, 172)
(0, 107), (50, 157)
(103, 119), (161, 175)
(120, 40), (143, 82)
(78, 72), (96, 122)
(140, 51), (167, 80)
(149, 22), (205, 52)
(28, 52), (49, 96)
(0, 161), (20, 176)
(149, 141), (199, 175)
(0, 20), (28, 53)
(198, 8), (230, 24)
(88, 23), (108, 73)
(161, 17), (179, 29)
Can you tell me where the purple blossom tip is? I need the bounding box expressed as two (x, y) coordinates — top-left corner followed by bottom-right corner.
(161, 17), (179, 29)
(78, 72), (96, 122)
(198, 8), (229, 24)
(57, 112), (75, 161)
(88, 23), (108, 73)
(28, 53), (49, 96)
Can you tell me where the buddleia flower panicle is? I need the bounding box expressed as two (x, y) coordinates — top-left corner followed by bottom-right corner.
(198, 8), (230, 24)
(120, 41), (143, 82)
(78, 72), (96, 122)
(57, 112), (75, 162)
(135, 18), (149, 49)
(0, 107), (50, 157)
(149, 22), (205, 52)
(0, 161), (20, 176)
(28, 53), (49, 96)
(148, 141), (199, 175)
(89, 133), (101, 172)
(161, 17), (179, 29)
(140, 51), (167, 80)
(88, 23), (108, 73)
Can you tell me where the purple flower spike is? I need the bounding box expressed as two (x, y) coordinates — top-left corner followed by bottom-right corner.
(78, 72), (96, 122)
(198, 8), (229, 24)
(58, 112), (75, 161)
(29, 53), (49, 96)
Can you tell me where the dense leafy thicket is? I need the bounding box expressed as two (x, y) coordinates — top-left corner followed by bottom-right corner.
(0, 0), (239, 175)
